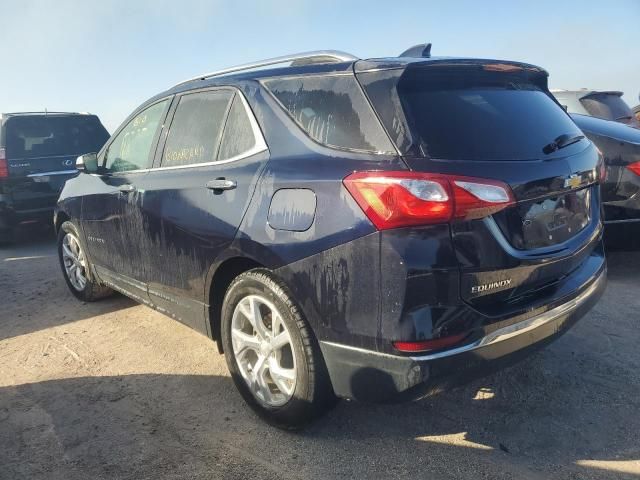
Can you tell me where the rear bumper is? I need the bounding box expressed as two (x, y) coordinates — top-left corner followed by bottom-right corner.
(320, 264), (607, 402)
(0, 205), (54, 233)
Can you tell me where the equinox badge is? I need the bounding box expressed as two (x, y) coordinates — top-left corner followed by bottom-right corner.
(471, 279), (512, 294)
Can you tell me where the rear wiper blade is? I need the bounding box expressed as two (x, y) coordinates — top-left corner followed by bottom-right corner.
(615, 115), (633, 121)
(543, 133), (585, 155)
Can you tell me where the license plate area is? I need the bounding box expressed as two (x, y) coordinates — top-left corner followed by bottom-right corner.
(495, 187), (591, 250)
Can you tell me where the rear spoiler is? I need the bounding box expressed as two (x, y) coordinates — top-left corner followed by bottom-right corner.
(354, 57), (548, 76)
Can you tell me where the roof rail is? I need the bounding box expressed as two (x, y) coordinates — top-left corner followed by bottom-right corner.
(4, 111), (87, 116)
(172, 50), (359, 88)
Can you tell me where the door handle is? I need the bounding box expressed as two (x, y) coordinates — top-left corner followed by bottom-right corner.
(118, 184), (136, 193)
(206, 179), (237, 191)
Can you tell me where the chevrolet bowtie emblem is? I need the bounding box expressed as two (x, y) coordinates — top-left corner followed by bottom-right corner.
(564, 174), (582, 189)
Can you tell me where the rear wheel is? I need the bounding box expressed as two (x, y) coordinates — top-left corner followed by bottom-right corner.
(58, 221), (113, 301)
(221, 269), (336, 429)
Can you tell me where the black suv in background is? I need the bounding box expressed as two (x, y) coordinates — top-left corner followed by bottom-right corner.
(55, 48), (607, 428)
(0, 112), (109, 242)
(571, 113), (640, 231)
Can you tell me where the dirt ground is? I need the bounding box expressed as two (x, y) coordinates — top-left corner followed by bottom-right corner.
(1, 228), (639, 480)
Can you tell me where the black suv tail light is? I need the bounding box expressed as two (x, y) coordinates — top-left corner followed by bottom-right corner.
(0, 148), (8, 178)
(627, 161), (640, 177)
(343, 171), (514, 230)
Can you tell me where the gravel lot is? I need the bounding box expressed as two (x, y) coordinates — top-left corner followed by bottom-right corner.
(1, 228), (639, 480)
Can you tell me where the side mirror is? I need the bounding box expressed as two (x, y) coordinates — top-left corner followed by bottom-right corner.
(76, 153), (98, 173)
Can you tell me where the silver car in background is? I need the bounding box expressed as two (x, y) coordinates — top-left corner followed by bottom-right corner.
(552, 89), (640, 128)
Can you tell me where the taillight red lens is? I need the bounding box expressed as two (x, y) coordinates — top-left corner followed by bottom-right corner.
(343, 171), (514, 230)
(343, 171), (452, 229)
(0, 148), (8, 178)
(627, 162), (640, 177)
(452, 179), (515, 220)
(393, 333), (467, 353)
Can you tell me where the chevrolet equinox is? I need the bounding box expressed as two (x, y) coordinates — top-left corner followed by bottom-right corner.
(55, 46), (607, 428)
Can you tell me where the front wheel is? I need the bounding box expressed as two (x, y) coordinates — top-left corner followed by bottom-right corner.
(221, 269), (336, 429)
(58, 221), (113, 302)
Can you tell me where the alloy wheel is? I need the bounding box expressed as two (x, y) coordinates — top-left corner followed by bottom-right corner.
(231, 294), (297, 407)
(61, 233), (87, 291)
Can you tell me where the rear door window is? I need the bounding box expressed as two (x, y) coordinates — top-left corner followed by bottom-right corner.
(105, 99), (170, 173)
(161, 90), (234, 167)
(218, 94), (258, 161)
(360, 67), (584, 161)
(263, 74), (395, 154)
(5, 115), (110, 159)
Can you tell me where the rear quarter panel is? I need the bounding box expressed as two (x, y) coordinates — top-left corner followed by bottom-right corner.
(228, 83), (407, 348)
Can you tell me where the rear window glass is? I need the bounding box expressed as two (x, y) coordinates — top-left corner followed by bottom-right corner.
(263, 74), (395, 154)
(361, 67), (584, 161)
(5, 115), (109, 159)
(580, 94), (634, 122)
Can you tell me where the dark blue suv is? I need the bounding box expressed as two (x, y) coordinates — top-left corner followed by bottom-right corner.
(55, 47), (607, 428)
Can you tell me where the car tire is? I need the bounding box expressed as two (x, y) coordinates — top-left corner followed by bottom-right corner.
(58, 221), (113, 302)
(221, 269), (336, 429)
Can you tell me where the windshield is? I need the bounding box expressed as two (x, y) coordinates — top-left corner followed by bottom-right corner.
(5, 115), (110, 159)
(580, 93), (634, 122)
(360, 66), (585, 161)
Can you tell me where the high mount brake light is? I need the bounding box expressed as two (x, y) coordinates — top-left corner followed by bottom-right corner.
(627, 162), (640, 177)
(482, 63), (524, 73)
(343, 171), (515, 230)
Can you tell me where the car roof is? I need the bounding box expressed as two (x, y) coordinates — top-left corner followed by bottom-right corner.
(160, 50), (547, 94)
(142, 48), (549, 114)
(571, 113), (640, 144)
(551, 89), (624, 99)
(2, 111), (94, 119)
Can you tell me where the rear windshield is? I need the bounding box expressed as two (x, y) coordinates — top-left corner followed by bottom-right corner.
(580, 93), (634, 122)
(5, 115), (110, 159)
(263, 74), (395, 154)
(360, 67), (584, 161)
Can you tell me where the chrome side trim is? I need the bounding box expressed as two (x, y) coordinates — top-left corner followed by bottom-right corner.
(27, 170), (77, 177)
(320, 269), (605, 363)
(604, 218), (640, 225)
(173, 50), (359, 87)
(320, 342), (404, 360)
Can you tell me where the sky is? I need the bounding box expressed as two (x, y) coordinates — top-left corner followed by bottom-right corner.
(1, 0), (638, 132)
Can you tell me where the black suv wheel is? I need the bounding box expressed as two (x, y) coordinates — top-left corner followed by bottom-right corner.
(57, 221), (113, 302)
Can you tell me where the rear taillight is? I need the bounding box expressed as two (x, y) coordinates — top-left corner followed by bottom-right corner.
(343, 171), (514, 230)
(627, 162), (640, 177)
(393, 333), (467, 353)
(0, 148), (7, 178)
(451, 179), (514, 220)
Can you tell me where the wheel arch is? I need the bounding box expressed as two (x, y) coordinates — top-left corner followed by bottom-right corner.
(54, 210), (70, 235)
(207, 256), (265, 353)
